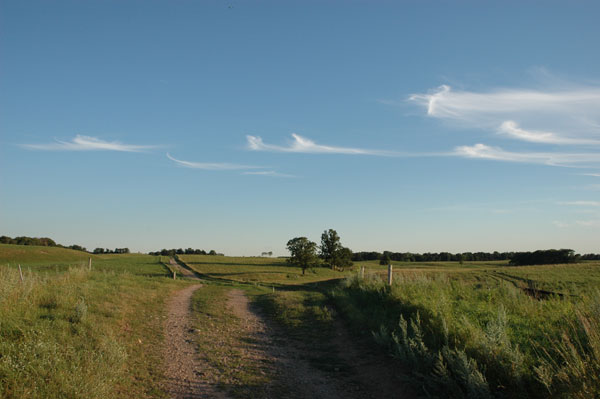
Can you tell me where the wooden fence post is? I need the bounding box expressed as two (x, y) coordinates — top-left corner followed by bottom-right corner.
(387, 264), (393, 286)
(360, 266), (365, 279)
(88, 257), (92, 271)
(18, 264), (23, 282)
(173, 270), (176, 280)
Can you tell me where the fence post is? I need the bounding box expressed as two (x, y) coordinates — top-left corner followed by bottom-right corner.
(18, 264), (24, 282)
(88, 257), (92, 271)
(173, 270), (176, 280)
(387, 264), (393, 286)
(360, 266), (365, 279)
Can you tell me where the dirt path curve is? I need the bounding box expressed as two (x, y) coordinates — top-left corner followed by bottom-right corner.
(164, 284), (229, 399)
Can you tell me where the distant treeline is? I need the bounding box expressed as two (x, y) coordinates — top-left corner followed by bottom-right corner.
(352, 251), (513, 262)
(353, 249), (600, 265)
(148, 248), (223, 256)
(0, 235), (87, 252)
(92, 248), (130, 254)
(509, 249), (579, 266)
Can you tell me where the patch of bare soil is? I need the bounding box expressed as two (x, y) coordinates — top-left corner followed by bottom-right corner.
(226, 290), (416, 399)
(164, 284), (229, 399)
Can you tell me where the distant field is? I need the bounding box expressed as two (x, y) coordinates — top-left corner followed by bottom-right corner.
(179, 254), (349, 286)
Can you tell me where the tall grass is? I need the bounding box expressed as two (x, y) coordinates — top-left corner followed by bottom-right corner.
(331, 273), (597, 398)
(0, 266), (126, 398)
(534, 294), (600, 398)
(0, 256), (184, 399)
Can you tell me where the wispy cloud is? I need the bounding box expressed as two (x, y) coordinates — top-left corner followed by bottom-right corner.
(581, 173), (600, 177)
(21, 135), (158, 152)
(559, 201), (600, 207)
(242, 170), (297, 178)
(246, 134), (395, 156)
(409, 84), (600, 146)
(166, 153), (263, 170)
(552, 219), (600, 228)
(576, 220), (600, 227)
(552, 221), (569, 228)
(498, 121), (600, 145)
(453, 143), (600, 167)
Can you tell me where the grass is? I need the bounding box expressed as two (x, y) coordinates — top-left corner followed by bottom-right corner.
(3, 246), (599, 398)
(331, 262), (600, 398)
(0, 245), (189, 399)
(179, 254), (347, 286)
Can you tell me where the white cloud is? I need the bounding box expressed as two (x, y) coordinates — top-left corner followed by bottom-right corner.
(21, 135), (157, 152)
(581, 173), (600, 177)
(559, 201), (600, 207)
(409, 84), (600, 146)
(499, 120), (600, 145)
(453, 143), (600, 167)
(242, 170), (296, 178)
(576, 220), (600, 227)
(166, 153), (263, 170)
(247, 134), (394, 156)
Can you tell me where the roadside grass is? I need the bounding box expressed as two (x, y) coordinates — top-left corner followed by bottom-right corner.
(330, 263), (600, 398)
(0, 246), (189, 399)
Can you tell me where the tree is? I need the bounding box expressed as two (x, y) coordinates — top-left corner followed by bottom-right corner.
(379, 252), (391, 265)
(336, 247), (354, 270)
(320, 229), (340, 269)
(320, 229), (353, 270)
(286, 237), (318, 275)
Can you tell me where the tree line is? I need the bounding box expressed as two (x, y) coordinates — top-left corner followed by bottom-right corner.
(92, 248), (130, 254)
(353, 248), (597, 266)
(352, 250), (514, 262)
(0, 235), (87, 252)
(509, 249), (579, 266)
(148, 248), (222, 256)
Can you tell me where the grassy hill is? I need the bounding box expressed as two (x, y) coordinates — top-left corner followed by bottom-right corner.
(0, 243), (94, 264)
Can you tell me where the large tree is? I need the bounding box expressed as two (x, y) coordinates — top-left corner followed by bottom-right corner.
(320, 229), (353, 271)
(286, 237), (318, 275)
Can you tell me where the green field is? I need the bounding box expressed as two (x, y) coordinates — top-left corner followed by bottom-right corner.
(2, 245), (599, 398)
(0, 244), (189, 399)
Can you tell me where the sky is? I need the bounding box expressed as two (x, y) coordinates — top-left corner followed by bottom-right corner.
(1, 1), (599, 255)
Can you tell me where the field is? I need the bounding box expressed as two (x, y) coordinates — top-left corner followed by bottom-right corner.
(0, 244), (190, 398)
(1, 245), (599, 398)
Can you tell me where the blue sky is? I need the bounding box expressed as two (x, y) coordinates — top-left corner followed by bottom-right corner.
(1, 1), (599, 255)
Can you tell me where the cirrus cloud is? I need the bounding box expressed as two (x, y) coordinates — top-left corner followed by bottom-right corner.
(21, 135), (158, 152)
(166, 153), (264, 170)
(409, 84), (600, 146)
(453, 143), (600, 167)
(246, 133), (396, 156)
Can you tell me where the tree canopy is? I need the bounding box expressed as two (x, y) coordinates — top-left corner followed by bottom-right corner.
(320, 229), (353, 270)
(286, 237), (318, 275)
